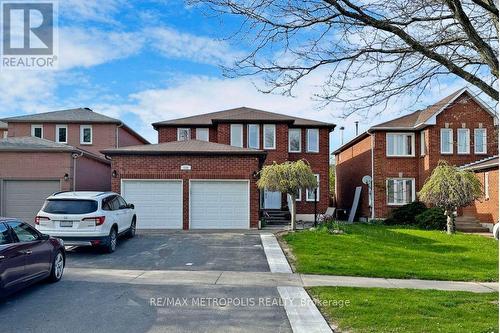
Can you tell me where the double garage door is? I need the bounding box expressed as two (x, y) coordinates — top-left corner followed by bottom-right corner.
(121, 180), (249, 230)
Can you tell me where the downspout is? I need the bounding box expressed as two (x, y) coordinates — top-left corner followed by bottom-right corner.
(116, 123), (124, 148)
(72, 151), (84, 191)
(369, 131), (375, 220)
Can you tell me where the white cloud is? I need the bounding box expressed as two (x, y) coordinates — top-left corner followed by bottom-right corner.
(59, 0), (126, 24)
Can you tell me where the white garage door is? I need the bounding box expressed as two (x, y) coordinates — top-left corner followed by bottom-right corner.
(3, 180), (61, 224)
(190, 180), (249, 229)
(122, 180), (183, 229)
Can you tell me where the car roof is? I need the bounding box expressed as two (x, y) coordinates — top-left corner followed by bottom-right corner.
(46, 191), (117, 200)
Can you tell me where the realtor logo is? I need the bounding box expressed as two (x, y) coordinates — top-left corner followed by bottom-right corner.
(1, 1), (58, 69)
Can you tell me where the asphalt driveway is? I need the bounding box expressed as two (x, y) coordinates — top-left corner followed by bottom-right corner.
(65, 231), (270, 272)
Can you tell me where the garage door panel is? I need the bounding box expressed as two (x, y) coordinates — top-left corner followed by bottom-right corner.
(190, 181), (249, 229)
(4, 180), (60, 224)
(122, 180), (182, 229)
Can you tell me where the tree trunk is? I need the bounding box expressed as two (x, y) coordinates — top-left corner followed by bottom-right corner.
(445, 210), (456, 235)
(289, 194), (297, 231)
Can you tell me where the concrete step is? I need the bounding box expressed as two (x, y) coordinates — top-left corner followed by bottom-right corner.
(456, 216), (480, 222)
(456, 226), (491, 233)
(456, 221), (484, 228)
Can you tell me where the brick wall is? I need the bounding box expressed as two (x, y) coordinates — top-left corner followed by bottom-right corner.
(110, 154), (261, 229)
(462, 168), (498, 224)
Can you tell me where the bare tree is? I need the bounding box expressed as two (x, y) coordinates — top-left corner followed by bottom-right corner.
(191, 0), (498, 115)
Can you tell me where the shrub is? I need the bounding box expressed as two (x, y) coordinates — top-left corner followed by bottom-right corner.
(383, 201), (427, 226)
(318, 215), (346, 234)
(415, 207), (447, 230)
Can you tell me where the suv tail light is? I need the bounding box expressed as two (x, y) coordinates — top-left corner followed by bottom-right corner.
(35, 216), (50, 225)
(83, 216), (106, 226)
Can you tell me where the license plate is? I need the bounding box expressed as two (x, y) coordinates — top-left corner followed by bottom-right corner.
(60, 221), (73, 227)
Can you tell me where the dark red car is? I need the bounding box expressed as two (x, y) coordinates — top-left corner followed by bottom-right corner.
(0, 218), (65, 299)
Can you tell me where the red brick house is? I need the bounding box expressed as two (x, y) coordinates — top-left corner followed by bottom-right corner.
(334, 88), (498, 221)
(102, 107), (335, 230)
(459, 156), (498, 230)
(0, 108), (148, 223)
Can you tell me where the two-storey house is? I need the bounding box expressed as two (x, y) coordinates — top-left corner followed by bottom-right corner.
(334, 88), (498, 222)
(0, 108), (148, 223)
(102, 107), (335, 230)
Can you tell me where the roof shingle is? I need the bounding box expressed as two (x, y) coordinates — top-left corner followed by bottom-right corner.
(1, 108), (121, 124)
(0, 136), (77, 152)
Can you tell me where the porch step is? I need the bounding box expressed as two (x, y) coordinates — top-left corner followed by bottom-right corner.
(455, 218), (490, 233)
(262, 209), (290, 227)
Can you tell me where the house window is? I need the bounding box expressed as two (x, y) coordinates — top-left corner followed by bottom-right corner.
(248, 124), (260, 149)
(420, 131), (426, 156)
(288, 128), (301, 153)
(474, 128), (487, 154)
(80, 125), (93, 144)
(307, 129), (319, 152)
(196, 128), (209, 141)
(386, 133), (414, 157)
(263, 124), (276, 149)
(2, 131), (7, 138)
(230, 124), (243, 147)
(457, 128), (470, 154)
(387, 178), (415, 205)
(440, 128), (453, 154)
(484, 172), (490, 200)
(306, 174), (320, 202)
(31, 124), (43, 138)
(177, 128), (191, 141)
(56, 125), (67, 144)
(296, 189), (302, 201)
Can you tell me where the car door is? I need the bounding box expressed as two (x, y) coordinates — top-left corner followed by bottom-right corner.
(7, 221), (52, 281)
(0, 222), (27, 291)
(116, 196), (133, 230)
(102, 195), (120, 232)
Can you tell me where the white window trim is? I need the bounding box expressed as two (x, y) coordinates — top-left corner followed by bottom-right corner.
(195, 128), (209, 141)
(263, 124), (276, 150)
(296, 189), (302, 201)
(55, 125), (68, 144)
(474, 128), (487, 154)
(420, 131), (426, 156)
(386, 132), (415, 157)
(288, 128), (301, 153)
(247, 124), (260, 149)
(177, 128), (191, 141)
(457, 128), (470, 155)
(306, 174), (320, 202)
(440, 128), (453, 155)
(230, 124), (244, 147)
(31, 124), (43, 138)
(386, 178), (416, 206)
(484, 172), (490, 200)
(306, 128), (319, 153)
(80, 125), (93, 145)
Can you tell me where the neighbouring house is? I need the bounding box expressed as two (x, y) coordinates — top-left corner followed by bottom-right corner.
(0, 108), (149, 224)
(0, 121), (7, 138)
(102, 107), (335, 230)
(458, 156), (498, 231)
(334, 87), (498, 221)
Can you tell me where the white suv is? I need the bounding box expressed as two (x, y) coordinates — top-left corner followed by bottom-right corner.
(35, 192), (136, 253)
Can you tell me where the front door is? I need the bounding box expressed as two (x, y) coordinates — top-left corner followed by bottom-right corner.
(264, 189), (281, 209)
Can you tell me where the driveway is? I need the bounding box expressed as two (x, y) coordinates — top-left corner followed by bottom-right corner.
(65, 231), (270, 272)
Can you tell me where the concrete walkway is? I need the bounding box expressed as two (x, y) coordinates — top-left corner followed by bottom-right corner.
(64, 268), (499, 293)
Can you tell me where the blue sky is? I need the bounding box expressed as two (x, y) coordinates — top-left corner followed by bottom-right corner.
(0, 0), (492, 154)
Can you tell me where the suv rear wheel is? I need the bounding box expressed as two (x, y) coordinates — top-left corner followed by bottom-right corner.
(103, 227), (117, 253)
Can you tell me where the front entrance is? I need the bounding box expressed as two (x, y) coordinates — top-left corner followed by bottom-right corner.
(263, 189), (281, 209)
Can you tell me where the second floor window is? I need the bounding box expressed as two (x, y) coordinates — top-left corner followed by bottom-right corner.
(440, 129), (453, 154)
(230, 124), (243, 147)
(56, 125), (67, 144)
(457, 128), (470, 154)
(177, 128), (190, 141)
(386, 133), (414, 157)
(307, 129), (319, 152)
(196, 128), (209, 141)
(263, 124), (276, 149)
(289, 128), (301, 152)
(248, 124), (260, 149)
(31, 124), (43, 138)
(80, 125), (93, 144)
(474, 128), (487, 154)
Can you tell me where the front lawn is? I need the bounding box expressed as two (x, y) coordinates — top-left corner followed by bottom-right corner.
(309, 287), (498, 333)
(281, 224), (498, 281)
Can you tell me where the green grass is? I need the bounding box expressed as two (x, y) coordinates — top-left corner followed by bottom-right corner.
(281, 224), (498, 281)
(309, 287), (498, 333)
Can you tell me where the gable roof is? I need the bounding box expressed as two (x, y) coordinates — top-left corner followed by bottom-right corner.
(370, 87), (497, 131)
(1, 108), (149, 144)
(152, 107), (336, 129)
(101, 140), (267, 157)
(460, 156), (498, 171)
(0, 121), (7, 129)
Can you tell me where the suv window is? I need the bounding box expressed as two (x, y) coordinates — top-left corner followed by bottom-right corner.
(42, 199), (98, 214)
(117, 196), (127, 209)
(110, 197), (121, 210)
(103, 195), (120, 211)
(0, 223), (11, 245)
(7, 222), (39, 242)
